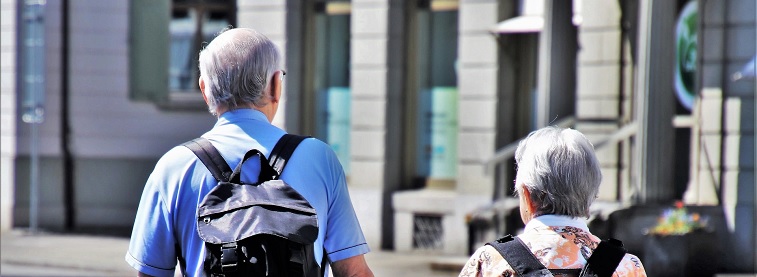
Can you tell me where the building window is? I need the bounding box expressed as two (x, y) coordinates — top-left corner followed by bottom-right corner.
(129, 0), (235, 108)
(303, 0), (352, 173)
(405, 0), (459, 189)
(170, 0), (235, 92)
(412, 214), (443, 250)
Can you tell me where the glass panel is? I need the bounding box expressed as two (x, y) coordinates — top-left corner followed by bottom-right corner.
(314, 12), (351, 174)
(169, 10), (196, 91)
(327, 87), (351, 173)
(169, 0), (235, 93)
(429, 11), (457, 87)
(326, 14), (350, 88)
(428, 87), (458, 179)
(203, 11), (230, 41)
(414, 8), (459, 183)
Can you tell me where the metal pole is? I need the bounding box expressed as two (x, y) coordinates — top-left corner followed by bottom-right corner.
(29, 119), (39, 232)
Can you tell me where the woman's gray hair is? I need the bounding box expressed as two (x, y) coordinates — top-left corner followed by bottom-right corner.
(198, 28), (282, 115)
(514, 126), (602, 218)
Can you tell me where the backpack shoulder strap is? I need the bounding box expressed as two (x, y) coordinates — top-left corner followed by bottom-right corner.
(579, 238), (627, 277)
(268, 134), (309, 175)
(486, 235), (553, 276)
(182, 137), (233, 182)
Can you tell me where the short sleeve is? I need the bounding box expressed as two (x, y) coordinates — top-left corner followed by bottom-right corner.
(459, 245), (517, 277)
(459, 247), (487, 277)
(319, 143), (370, 262)
(324, 157), (370, 262)
(125, 156), (179, 277)
(614, 254), (648, 277)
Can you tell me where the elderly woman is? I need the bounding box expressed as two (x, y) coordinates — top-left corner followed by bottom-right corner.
(459, 126), (647, 277)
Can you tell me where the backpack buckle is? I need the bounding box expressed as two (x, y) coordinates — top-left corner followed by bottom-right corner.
(220, 243), (239, 273)
(495, 234), (515, 243)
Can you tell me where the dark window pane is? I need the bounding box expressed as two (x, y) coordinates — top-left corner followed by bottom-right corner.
(169, 0), (236, 92)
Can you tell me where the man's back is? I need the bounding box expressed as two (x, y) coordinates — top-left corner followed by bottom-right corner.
(126, 109), (369, 276)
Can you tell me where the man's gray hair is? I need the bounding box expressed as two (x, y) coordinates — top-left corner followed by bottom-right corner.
(514, 126), (602, 218)
(198, 28), (282, 115)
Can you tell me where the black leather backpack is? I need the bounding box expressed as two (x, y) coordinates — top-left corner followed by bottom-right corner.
(183, 134), (322, 277)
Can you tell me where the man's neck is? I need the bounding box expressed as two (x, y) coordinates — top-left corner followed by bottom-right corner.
(215, 105), (271, 122)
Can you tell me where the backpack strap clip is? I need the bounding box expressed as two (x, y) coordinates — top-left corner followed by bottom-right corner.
(220, 242), (239, 273)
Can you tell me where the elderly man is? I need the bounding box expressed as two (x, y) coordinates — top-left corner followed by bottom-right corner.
(126, 28), (373, 277)
(459, 126), (647, 277)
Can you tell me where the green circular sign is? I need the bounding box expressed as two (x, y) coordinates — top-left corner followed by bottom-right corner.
(674, 1), (697, 111)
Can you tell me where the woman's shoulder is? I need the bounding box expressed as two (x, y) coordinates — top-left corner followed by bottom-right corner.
(461, 238), (646, 277)
(459, 245), (517, 277)
(614, 253), (647, 277)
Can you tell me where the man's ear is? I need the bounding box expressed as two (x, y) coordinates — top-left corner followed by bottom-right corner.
(270, 71), (283, 103)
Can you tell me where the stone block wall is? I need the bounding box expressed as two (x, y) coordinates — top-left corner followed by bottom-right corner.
(0, 0), (17, 232)
(575, 0), (628, 202)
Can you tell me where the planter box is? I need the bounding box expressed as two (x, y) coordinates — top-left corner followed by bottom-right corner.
(642, 231), (719, 277)
(602, 205), (731, 273)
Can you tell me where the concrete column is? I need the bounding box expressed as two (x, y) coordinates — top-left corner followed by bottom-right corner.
(684, 88), (722, 205)
(350, 0), (394, 250)
(237, 0), (288, 128)
(633, 0), (677, 204)
(0, 0), (18, 232)
(536, 0), (577, 127)
(575, 0), (624, 201)
(454, 0), (500, 254)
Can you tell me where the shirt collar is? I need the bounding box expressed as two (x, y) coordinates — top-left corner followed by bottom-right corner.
(524, 214), (590, 232)
(215, 108), (268, 126)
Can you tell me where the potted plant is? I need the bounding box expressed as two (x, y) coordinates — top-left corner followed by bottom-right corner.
(646, 201), (709, 236)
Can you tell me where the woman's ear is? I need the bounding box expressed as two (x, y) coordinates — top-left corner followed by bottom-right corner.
(521, 186), (538, 215)
(199, 77), (208, 104)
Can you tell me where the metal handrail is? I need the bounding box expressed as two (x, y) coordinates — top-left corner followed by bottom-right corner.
(484, 116), (577, 175)
(592, 121), (638, 150)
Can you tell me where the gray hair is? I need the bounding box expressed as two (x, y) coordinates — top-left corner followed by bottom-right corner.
(198, 28), (282, 115)
(514, 126), (602, 218)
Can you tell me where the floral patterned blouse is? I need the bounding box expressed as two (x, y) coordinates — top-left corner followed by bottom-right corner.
(459, 215), (647, 277)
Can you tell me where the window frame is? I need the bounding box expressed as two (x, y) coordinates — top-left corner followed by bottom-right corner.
(128, 0), (236, 110)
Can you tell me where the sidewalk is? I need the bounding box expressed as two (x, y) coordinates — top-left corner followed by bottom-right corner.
(0, 229), (466, 277)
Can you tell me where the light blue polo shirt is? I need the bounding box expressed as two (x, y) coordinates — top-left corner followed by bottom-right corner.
(126, 109), (370, 277)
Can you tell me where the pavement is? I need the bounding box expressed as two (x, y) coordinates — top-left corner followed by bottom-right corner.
(0, 229), (467, 277)
(4, 230), (754, 277)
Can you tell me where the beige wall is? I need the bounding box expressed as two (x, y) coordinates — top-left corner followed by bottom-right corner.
(575, 0), (628, 202)
(349, 0), (392, 250)
(10, 0), (218, 229)
(453, 0), (501, 254)
(1, 0), (17, 232)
